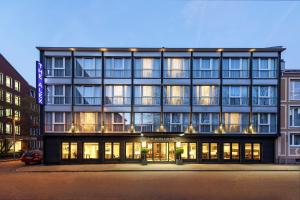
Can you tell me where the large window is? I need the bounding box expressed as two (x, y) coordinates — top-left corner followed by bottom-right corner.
(253, 86), (277, 106)
(181, 143), (197, 160)
(223, 58), (249, 78)
(75, 57), (101, 77)
(83, 142), (99, 159)
(223, 143), (239, 160)
(245, 143), (261, 160)
(74, 112), (101, 132)
(222, 86), (249, 106)
(45, 57), (72, 77)
(126, 142), (141, 159)
(164, 58), (189, 78)
(105, 58), (131, 78)
(223, 113), (249, 133)
(193, 58), (219, 78)
(105, 142), (120, 159)
(45, 112), (72, 132)
(192, 113), (219, 133)
(202, 143), (218, 160)
(134, 58), (160, 78)
(6, 76), (12, 88)
(5, 123), (12, 134)
(104, 113), (130, 132)
(75, 86), (101, 105)
(290, 134), (300, 146)
(134, 85), (160, 105)
(104, 85), (131, 105)
(164, 113), (189, 132)
(46, 85), (72, 104)
(61, 142), (78, 159)
(290, 80), (300, 100)
(134, 113), (160, 132)
(252, 113), (276, 133)
(253, 58), (277, 78)
(193, 86), (219, 105)
(289, 107), (300, 127)
(164, 86), (189, 105)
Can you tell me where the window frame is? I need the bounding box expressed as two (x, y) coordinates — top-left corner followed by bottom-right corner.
(290, 133), (300, 147)
(104, 142), (120, 160)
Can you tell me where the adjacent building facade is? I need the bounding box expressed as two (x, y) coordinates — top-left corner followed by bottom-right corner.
(277, 69), (300, 163)
(38, 47), (284, 164)
(0, 54), (41, 157)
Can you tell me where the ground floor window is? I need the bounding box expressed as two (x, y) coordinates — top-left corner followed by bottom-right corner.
(223, 143), (239, 160)
(245, 143), (261, 160)
(83, 142), (99, 159)
(202, 143), (218, 160)
(62, 142), (78, 159)
(181, 143), (197, 160)
(105, 142), (120, 159)
(126, 142), (141, 159)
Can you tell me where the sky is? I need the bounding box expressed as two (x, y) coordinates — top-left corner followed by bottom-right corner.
(0, 0), (299, 86)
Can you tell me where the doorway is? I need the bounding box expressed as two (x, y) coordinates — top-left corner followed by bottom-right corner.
(146, 142), (175, 162)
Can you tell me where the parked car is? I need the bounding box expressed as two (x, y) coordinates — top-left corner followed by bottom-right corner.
(20, 150), (43, 165)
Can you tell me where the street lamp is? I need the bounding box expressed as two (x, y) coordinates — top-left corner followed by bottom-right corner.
(12, 116), (19, 159)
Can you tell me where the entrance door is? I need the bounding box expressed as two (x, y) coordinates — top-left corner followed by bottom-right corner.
(153, 143), (168, 161)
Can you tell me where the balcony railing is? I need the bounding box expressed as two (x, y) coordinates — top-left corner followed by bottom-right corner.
(46, 96), (72, 105)
(252, 97), (277, 106)
(222, 70), (249, 78)
(193, 70), (219, 79)
(253, 124), (276, 133)
(45, 69), (71, 77)
(164, 97), (189, 105)
(163, 70), (190, 78)
(164, 124), (188, 132)
(135, 124), (156, 132)
(134, 69), (161, 78)
(253, 70), (277, 78)
(105, 69), (131, 78)
(104, 124), (130, 132)
(224, 124), (248, 133)
(222, 97), (249, 106)
(74, 124), (101, 132)
(193, 97), (219, 105)
(45, 124), (72, 132)
(104, 97), (131, 105)
(75, 97), (101, 105)
(193, 124), (219, 133)
(75, 69), (101, 77)
(134, 97), (160, 105)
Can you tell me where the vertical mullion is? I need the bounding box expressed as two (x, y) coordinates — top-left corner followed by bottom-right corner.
(160, 51), (164, 128)
(190, 52), (193, 129)
(71, 51), (75, 132)
(249, 52), (253, 131)
(101, 52), (105, 131)
(131, 52), (134, 129)
(219, 52), (223, 131)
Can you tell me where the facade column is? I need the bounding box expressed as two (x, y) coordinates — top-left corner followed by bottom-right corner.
(130, 51), (135, 133)
(218, 51), (224, 133)
(101, 51), (105, 133)
(188, 51), (194, 133)
(71, 50), (75, 133)
(249, 51), (254, 133)
(159, 49), (165, 132)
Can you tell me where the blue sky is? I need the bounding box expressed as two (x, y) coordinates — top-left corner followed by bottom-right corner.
(0, 0), (299, 85)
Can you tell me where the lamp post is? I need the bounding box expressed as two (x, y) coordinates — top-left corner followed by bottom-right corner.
(12, 116), (16, 159)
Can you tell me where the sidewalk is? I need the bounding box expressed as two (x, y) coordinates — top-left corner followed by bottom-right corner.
(16, 163), (300, 172)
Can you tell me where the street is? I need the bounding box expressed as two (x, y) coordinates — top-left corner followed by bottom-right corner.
(0, 161), (299, 200)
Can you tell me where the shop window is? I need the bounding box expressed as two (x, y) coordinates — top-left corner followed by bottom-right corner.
(83, 142), (99, 159)
(202, 143), (218, 160)
(223, 143), (231, 160)
(232, 143), (239, 160)
(245, 143), (252, 160)
(61, 142), (78, 159)
(105, 142), (120, 159)
(245, 143), (261, 160)
(223, 143), (239, 160)
(181, 142), (197, 160)
(126, 142), (141, 160)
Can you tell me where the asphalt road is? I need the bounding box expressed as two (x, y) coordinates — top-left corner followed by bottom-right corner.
(0, 161), (299, 200)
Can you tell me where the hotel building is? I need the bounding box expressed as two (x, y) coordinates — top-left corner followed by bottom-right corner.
(38, 47), (284, 164)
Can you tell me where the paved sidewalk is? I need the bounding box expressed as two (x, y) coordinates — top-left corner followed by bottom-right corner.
(16, 163), (300, 172)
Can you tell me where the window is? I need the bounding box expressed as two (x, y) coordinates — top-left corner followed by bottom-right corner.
(104, 113), (131, 132)
(14, 110), (20, 119)
(253, 113), (276, 133)
(15, 125), (20, 135)
(223, 113), (249, 133)
(290, 80), (300, 100)
(46, 85), (72, 104)
(164, 58), (189, 78)
(0, 73), (3, 84)
(134, 113), (160, 132)
(45, 112), (72, 132)
(62, 142), (78, 159)
(253, 58), (277, 78)
(222, 58), (249, 78)
(245, 143), (261, 160)
(30, 90), (35, 98)
(222, 86), (249, 105)
(164, 113), (189, 132)
(290, 134), (300, 146)
(105, 85), (131, 105)
(15, 96), (20, 106)
(193, 58), (219, 78)
(126, 142), (141, 159)
(74, 112), (101, 132)
(181, 143), (197, 160)
(6, 108), (12, 118)
(75, 86), (101, 105)
(6, 76), (12, 88)
(105, 142), (120, 159)
(193, 86), (219, 105)
(134, 58), (160, 78)
(0, 106), (3, 117)
(45, 57), (72, 77)
(134, 85), (160, 105)
(164, 86), (189, 105)
(83, 142), (99, 159)
(253, 86), (277, 106)
(192, 113), (219, 133)
(6, 123), (12, 134)
(0, 122), (3, 134)
(223, 143), (239, 160)
(75, 57), (101, 77)
(6, 92), (12, 104)
(0, 89), (3, 101)
(14, 80), (20, 92)
(289, 107), (300, 127)
(105, 58), (131, 78)
(202, 143), (218, 160)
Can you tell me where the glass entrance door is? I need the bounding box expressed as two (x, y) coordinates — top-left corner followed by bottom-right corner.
(146, 142), (175, 162)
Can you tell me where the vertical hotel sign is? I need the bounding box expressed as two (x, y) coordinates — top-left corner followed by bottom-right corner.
(36, 61), (44, 105)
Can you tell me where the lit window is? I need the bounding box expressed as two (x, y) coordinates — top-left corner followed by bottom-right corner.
(6, 76), (12, 88)
(14, 80), (20, 92)
(6, 108), (12, 118)
(232, 143), (239, 160)
(83, 142), (99, 159)
(223, 143), (231, 160)
(210, 143), (218, 160)
(6, 92), (12, 104)
(0, 89), (3, 101)
(245, 143), (260, 160)
(105, 142), (120, 159)
(74, 112), (101, 132)
(245, 143), (252, 160)
(9, 140), (21, 152)
(15, 96), (20, 106)
(62, 142), (77, 159)
(126, 142), (142, 159)
(6, 123), (12, 134)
